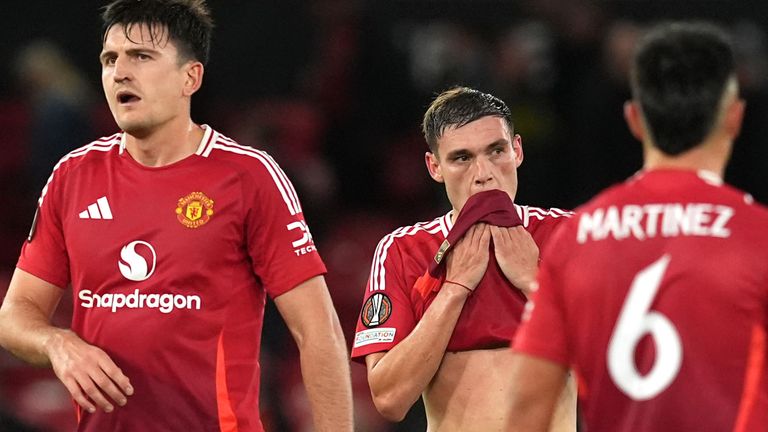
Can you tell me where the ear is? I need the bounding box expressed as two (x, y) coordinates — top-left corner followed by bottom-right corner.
(182, 61), (204, 97)
(425, 152), (444, 183)
(623, 100), (645, 141)
(512, 134), (524, 168)
(723, 98), (746, 139)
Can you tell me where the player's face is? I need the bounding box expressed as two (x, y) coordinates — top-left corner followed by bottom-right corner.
(426, 116), (523, 213)
(100, 23), (195, 135)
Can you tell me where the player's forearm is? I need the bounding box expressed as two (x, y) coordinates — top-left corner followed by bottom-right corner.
(367, 284), (469, 421)
(0, 299), (64, 366)
(297, 318), (353, 431)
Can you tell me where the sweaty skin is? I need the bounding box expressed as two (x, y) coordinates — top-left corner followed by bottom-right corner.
(424, 349), (577, 432)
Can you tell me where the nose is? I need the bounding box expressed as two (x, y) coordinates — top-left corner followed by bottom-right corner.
(112, 56), (131, 82)
(473, 157), (494, 186)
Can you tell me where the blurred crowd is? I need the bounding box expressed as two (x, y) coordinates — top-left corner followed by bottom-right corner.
(0, 1), (766, 431)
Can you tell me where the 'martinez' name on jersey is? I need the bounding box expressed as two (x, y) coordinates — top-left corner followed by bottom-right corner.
(576, 202), (734, 243)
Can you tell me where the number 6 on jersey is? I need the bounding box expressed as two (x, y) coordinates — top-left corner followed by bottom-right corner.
(607, 254), (682, 400)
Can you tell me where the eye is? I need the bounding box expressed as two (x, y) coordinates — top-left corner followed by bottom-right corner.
(136, 53), (151, 61)
(103, 55), (117, 66)
(453, 154), (470, 162)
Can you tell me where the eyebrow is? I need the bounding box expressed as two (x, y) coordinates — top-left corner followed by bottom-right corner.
(99, 47), (161, 63)
(444, 139), (509, 159)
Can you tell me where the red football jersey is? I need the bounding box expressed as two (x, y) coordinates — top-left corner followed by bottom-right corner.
(514, 169), (768, 432)
(351, 204), (571, 361)
(17, 126), (326, 432)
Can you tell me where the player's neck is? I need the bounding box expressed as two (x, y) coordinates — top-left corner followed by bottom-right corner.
(124, 119), (204, 167)
(643, 137), (729, 179)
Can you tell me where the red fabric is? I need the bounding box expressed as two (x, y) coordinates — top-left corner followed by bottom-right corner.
(351, 196), (570, 359)
(514, 169), (768, 432)
(17, 127), (325, 431)
(415, 189), (522, 298)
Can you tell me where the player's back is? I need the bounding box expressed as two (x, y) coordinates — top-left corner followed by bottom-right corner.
(555, 169), (768, 432)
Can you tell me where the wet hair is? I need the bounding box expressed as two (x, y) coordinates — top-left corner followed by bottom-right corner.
(101, 0), (214, 65)
(422, 87), (513, 154)
(630, 22), (736, 155)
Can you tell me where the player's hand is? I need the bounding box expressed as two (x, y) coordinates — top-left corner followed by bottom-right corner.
(445, 223), (491, 292)
(45, 329), (133, 414)
(490, 225), (539, 296)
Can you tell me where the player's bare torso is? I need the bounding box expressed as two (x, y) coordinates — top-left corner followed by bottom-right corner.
(423, 348), (576, 432)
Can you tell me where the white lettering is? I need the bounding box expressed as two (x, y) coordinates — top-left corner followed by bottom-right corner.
(643, 204), (664, 237)
(293, 244), (317, 256)
(577, 203), (734, 243)
(353, 328), (396, 348)
(577, 208), (604, 244)
(622, 205), (646, 240)
(711, 205), (733, 237)
(112, 293), (126, 310)
(287, 221), (314, 248)
(603, 206), (622, 240)
(78, 289), (202, 314)
(661, 204), (686, 237)
(79, 290), (93, 308)
(101, 293), (113, 309)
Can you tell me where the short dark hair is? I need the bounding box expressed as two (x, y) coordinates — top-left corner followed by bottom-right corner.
(101, 0), (214, 65)
(422, 87), (513, 154)
(630, 22), (735, 155)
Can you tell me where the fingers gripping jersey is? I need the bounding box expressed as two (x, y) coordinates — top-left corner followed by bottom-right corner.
(514, 170), (768, 432)
(17, 126), (326, 432)
(351, 205), (571, 361)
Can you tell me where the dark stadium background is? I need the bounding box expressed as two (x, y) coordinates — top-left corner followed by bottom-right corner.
(0, 1), (766, 431)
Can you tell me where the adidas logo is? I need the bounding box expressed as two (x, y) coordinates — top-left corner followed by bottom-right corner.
(79, 196), (113, 220)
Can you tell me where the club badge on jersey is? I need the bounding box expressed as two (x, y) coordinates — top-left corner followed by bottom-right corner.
(176, 191), (214, 228)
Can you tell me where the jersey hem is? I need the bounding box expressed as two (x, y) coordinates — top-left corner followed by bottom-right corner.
(269, 267), (327, 299)
(16, 261), (68, 290)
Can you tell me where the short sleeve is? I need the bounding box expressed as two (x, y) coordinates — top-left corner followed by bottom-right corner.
(17, 169), (70, 289)
(351, 236), (417, 362)
(244, 156), (326, 298)
(512, 222), (572, 366)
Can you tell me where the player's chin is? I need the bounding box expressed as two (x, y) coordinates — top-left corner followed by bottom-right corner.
(117, 118), (152, 136)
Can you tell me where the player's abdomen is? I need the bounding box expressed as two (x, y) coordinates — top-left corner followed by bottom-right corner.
(422, 348), (574, 432)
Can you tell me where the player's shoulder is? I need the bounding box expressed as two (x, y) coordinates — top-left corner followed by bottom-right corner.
(716, 182), (768, 214)
(722, 187), (768, 230)
(376, 213), (451, 249)
(202, 128), (284, 176)
(43, 133), (122, 186)
(516, 203), (573, 227)
(54, 133), (122, 171)
(573, 183), (626, 214)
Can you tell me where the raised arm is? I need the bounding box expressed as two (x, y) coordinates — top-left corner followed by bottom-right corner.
(0, 268), (132, 413)
(273, 275), (354, 432)
(365, 223), (490, 421)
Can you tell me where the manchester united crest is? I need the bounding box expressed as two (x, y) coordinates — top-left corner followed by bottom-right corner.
(176, 192), (214, 228)
(361, 293), (392, 328)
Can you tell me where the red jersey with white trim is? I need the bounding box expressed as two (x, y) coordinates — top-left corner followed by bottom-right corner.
(17, 126), (326, 432)
(514, 169), (768, 432)
(351, 204), (571, 360)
